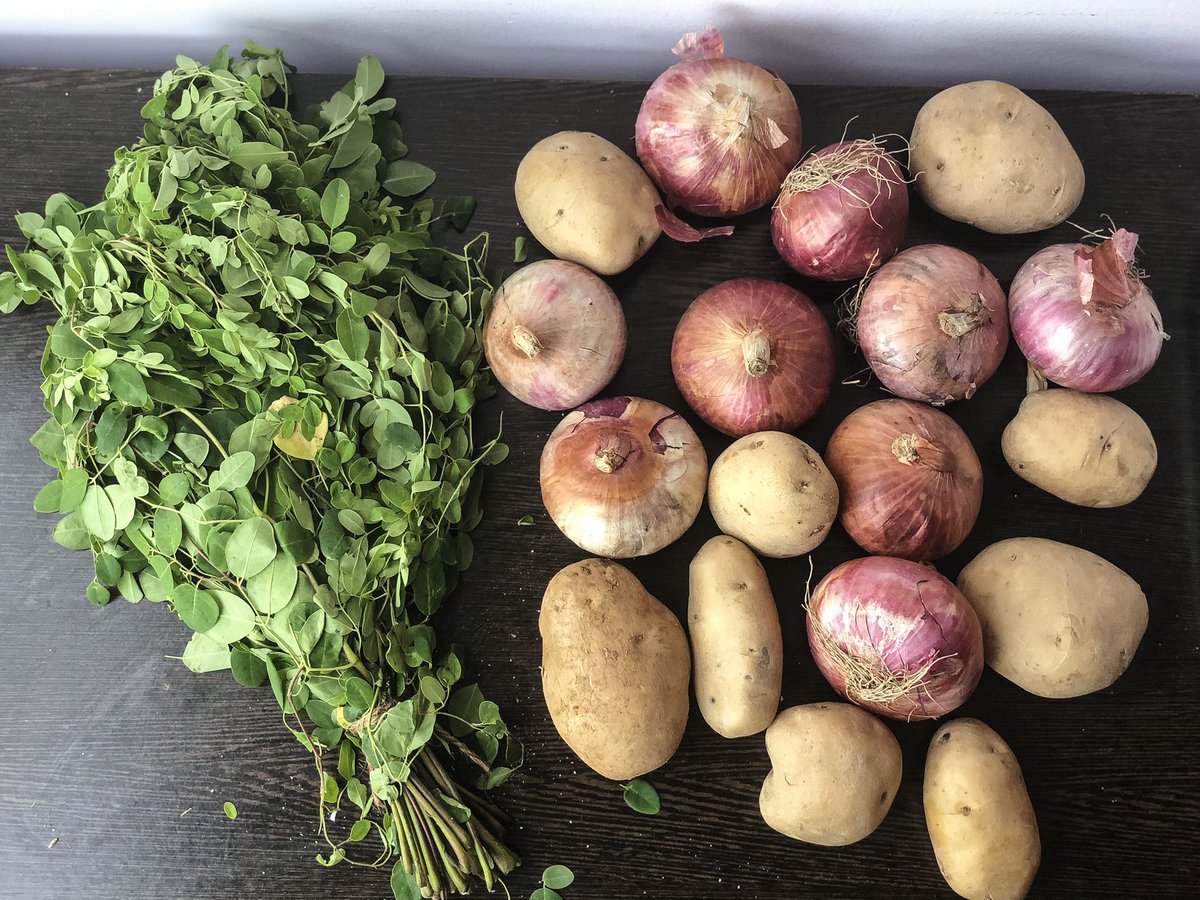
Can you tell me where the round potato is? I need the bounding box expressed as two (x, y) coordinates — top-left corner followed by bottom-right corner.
(688, 535), (782, 738)
(707, 432), (838, 558)
(540, 558), (689, 779)
(909, 81), (1084, 234)
(760, 702), (902, 846)
(957, 538), (1147, 698)
(925, 718), (1040, 900)
(1002, 389), (1157, 507)
(515, 131), (661, 275)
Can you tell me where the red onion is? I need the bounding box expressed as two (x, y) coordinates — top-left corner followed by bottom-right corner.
(483, 260), (626, 411)
(772, 139), (909, 281)
(856, 244), (1009, 404)
(1009, 229), (1166, 392)
(826, 400), (982, 560)
(540, 396), (707, 558)
(806, 557), (984, 721)
(671, 278), (834, 436)
(636, 28), (802, 218)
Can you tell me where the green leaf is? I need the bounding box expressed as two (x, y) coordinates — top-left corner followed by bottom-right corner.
(173, 584), (220, 632)
(517, 515), (534, 526)
(348, 819), (371, 842)
(355, 56), (385, 98)
(225, 517), (277, 579)
(382, 160), (436, 197)
(321, 178), (350, 230)
(203, 590), (257, 643)
(231, 648), (267, 687)
(106, 483), (136, 530)
(209, 450), (256, 491)
(530, 890), (563, 900)
(153, 507), (183, 555)
(441, 196), (475, 231)
(514, 235), (527, 263)
(336, 310), (369, 360)
(390, 861), (422, 900)
(107, 361), (149, 406)
(274, 520), (317, 565)
(34, 479), (63, 514)
(245, 555), (298, 614)
(58, 468), (89, 512)
(623, 778), (661, 815)
(94, 405), (128, 458)
(542, 866), (574, 890)
(173, 432), (210, 467)
(50, 322), (89, 358)
(181, 632), (231, 673)
(158, 472), (191, 506)
(87, 581), (113, 606)
(53, 512), (92, 550)
(223, 801), (238, 820)
(228, 141), (290, 168)
(79, 484), (117, 541)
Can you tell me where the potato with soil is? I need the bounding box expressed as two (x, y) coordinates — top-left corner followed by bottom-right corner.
(925, 718), (1040, 900)
(909, 81), (1084, 234)
(540, 558), (690, 779)
(957, 538), (1148, 698)
(1002, 389), (1157, 507)
(515, 131), (661, 275)
(760, 702), (902, 846)
(707, 432), (838, 558)
(688, 535), (782, 738)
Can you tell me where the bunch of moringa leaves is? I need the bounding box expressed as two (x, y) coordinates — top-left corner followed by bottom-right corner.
(0, 44), (520, 899)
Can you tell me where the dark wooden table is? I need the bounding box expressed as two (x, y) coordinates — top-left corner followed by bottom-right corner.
(1, 66), (1198, 900)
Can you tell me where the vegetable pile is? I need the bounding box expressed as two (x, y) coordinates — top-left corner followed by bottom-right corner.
(2, 46), (519, 899)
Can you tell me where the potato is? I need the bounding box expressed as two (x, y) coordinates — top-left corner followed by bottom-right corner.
(957, 538), (1147, 698)
(515, 131), (661, 275)
(688, 536), (782, 738)
(909, 81), (1084, 234)
(1002, 389), (1157, 507)
(539, 558), (690, 779)
(707, 432), (838, 558)
(925, 719), (1040, 900)
(759, 702), (902, 846)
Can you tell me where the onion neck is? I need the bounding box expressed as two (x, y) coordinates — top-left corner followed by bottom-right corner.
(593, 446), (626, 474)
(1026, 363), (1049, 395)
(742, 329), (771, 377)
(511, 324), (543, 358)
(892, 433), (949, 471)
(938, 293), (988, 338)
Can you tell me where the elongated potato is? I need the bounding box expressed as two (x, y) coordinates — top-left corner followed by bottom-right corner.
(925, 719), (1040, 900)
(760, 703), (902, 846)
(515, 131), (661, 275)
(909, 81), (1084, 234)
(1002, 389), (1157, 507)
(688, 536), (782, 738)
(957, 538), (1147, 698)
(707, 431), (839, 558)
(540, 558), (690, 779)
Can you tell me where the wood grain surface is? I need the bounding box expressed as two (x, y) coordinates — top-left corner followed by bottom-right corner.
(1, 66), (1197, 900)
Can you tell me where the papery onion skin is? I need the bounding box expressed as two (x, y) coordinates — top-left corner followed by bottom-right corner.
(826, 400), (982, 560)
(636, 32), (801, 218)
(1009, 229), (1165, 392)
(807, 557), (984, 721)
(771, 140), (909, 281)
(540, 396), (707, 558)
(672, 278), (834, 436)
(483, 260), (626, 411)
(858, 244), (1009, 404)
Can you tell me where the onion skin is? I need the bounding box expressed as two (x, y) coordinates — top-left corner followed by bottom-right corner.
(1009, 230), (1165, 392)
(858, 245), (1009, 404)
(483, 260), (626, 411)
(807, 557), (984, 721)
(636, 32), (801, 217)
(671, 278), (834, 436)
(540, 396), (707, 558)
(826, 400), (982, 560)
(771, 141), (909, 281)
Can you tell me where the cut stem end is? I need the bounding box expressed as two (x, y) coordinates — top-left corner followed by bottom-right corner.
(511, 324), (542, 358)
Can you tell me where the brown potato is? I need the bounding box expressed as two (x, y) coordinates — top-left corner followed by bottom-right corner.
(910, 81), (1084, 234)
(957, 538), (1147, 698)
(688, 535), (782, 738)
(925, 719), (1040, 900)
(707, 431), (838, 558)
(515, 131), (661, 275)
(540, 558), (689, 779)
(759, 702), (902, 846)
(1002, 389), (1156, 507)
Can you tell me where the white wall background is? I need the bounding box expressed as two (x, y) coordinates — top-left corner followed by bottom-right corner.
(2, 1), (1197, 92)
